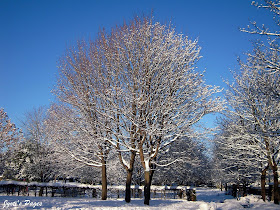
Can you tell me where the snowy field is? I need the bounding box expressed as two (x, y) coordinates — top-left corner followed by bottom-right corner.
(0, 188), (279, 209)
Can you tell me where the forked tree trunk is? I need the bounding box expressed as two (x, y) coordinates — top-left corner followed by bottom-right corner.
(125, 169), (133, 203)
(144, 170), (151, 205)
(101, 159), (107, 200)
(261, 165), (269, 202)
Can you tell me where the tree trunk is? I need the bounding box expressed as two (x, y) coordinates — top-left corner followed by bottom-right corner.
(101, 160), (107, 200)
(144, 170), (151, 205)
(125, 169), (133, 203)
(243, 181), (247, 197)
(272, 165), (279, 204)
(261, 165), (269, 202)
(264, 135), (279, 204)
(149, 165), (155, 187)
(225, 183), (228, 192)
(39, 187), (43, 196)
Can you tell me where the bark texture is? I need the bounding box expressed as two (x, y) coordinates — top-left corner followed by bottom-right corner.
(261, 165), (269, 202)
(125, 169), (133, 203)
(101, 159), (107, 200)
(144, 171), (151, 205)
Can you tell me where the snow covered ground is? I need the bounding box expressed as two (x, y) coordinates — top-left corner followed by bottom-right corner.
(0, 188), (279, 209)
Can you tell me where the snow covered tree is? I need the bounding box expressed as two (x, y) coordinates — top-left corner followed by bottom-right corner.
(0, 108), (20, 178)
(97, 16), (222, 204)
(153, 136), (210, 186)
(21, 107), (46, 143)
(212, 116), (265, 189)
(52, 15), (222, 204)
(9, 139), (54, 181)
(216, 45), (280, 203)
(45, 103), (111, 200)
(237, 1), (280, 203)
(107, 153), (126, 185)
(241, 0), (280, 38)
(111, 17), (222, 205)
(241, 0), (280, 73)
(7, 107), (58, 182)
(0, 108), (19, 153)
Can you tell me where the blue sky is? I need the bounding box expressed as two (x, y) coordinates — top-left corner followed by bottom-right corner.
(0, 0), (273, 127)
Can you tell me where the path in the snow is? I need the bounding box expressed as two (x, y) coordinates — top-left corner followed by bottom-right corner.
(196, 187), (234, 202)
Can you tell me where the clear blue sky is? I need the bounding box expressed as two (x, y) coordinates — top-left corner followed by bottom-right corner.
(0, 0), (273, 127)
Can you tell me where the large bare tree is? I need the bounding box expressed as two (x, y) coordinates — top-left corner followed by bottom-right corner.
(95, 16), (222, 204)
(109, 17), (222, 205)
(51, 15), (222, 204)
